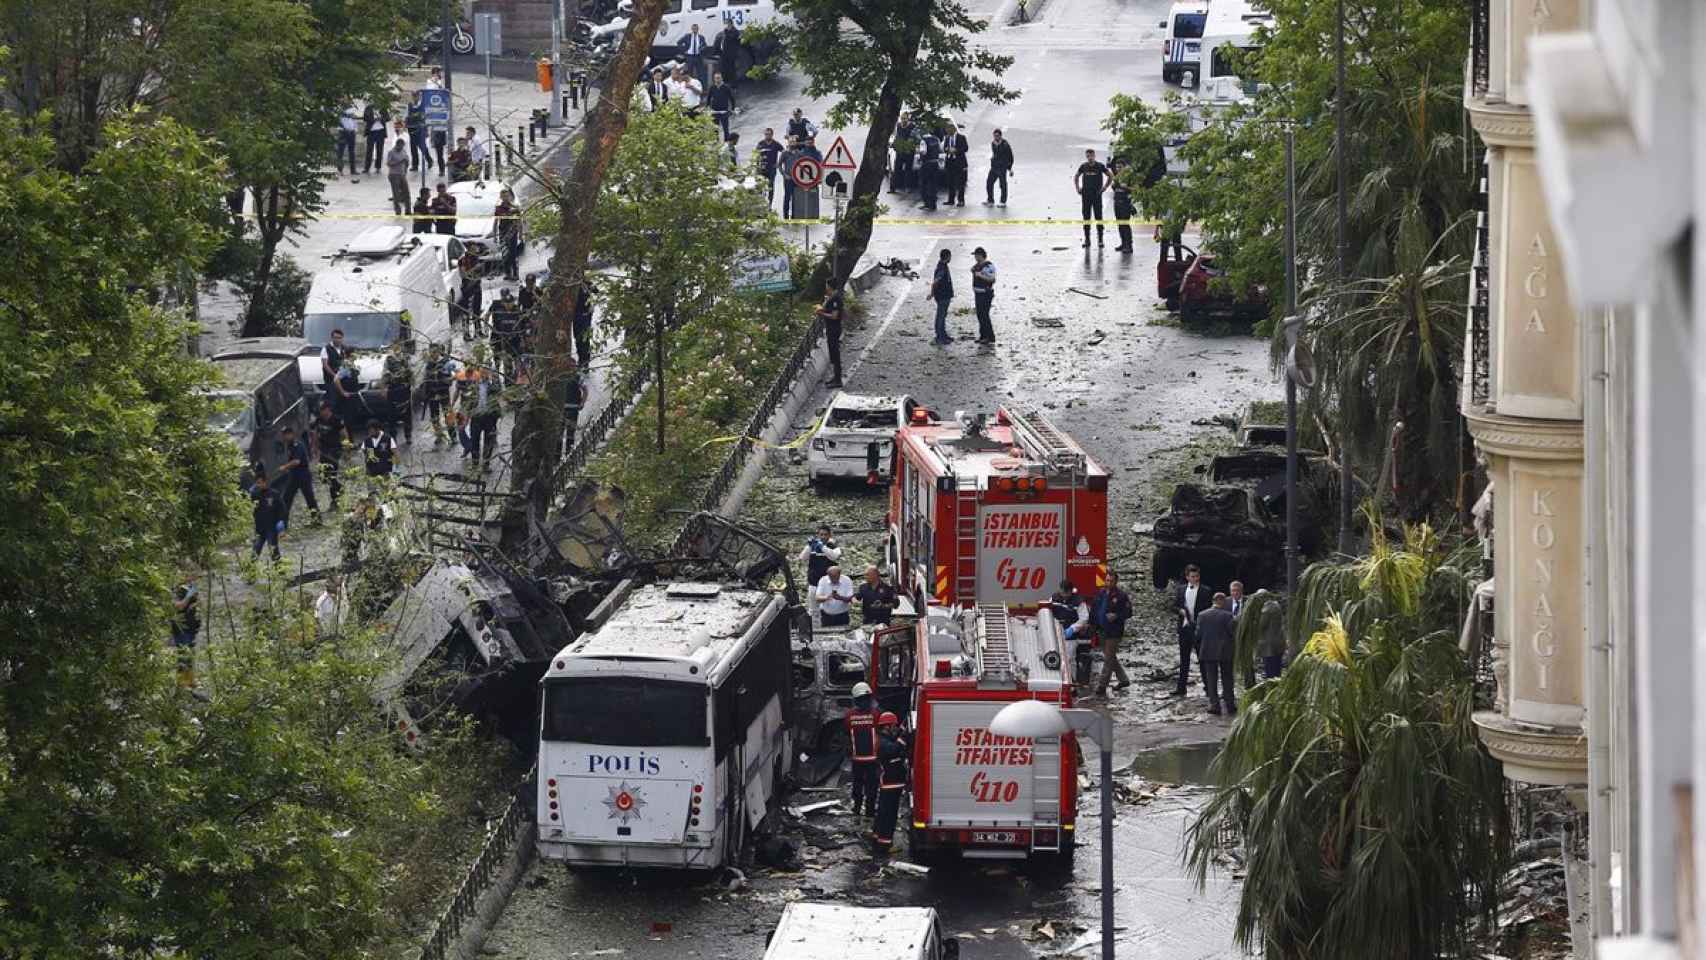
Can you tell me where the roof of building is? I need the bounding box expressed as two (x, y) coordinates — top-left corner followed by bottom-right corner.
(763, 903), (936, 960)
(548, 582), (780, 679)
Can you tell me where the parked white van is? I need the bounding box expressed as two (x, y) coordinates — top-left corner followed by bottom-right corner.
(591, 0), (789, 73)
(1200, 0), (1272, 89)
(302, 226), (455, 391)
(1157, 2), (1209, 84)
(763, 904), (959, 960)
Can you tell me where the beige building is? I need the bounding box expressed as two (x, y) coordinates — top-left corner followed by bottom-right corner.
(1463, 0), (1701, 955)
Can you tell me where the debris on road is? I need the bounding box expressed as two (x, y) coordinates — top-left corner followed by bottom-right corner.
(1067, 287), (1109, 300)
(885, 860), (930, 877)
(1085, 330), (1106, 346)
(1032, 316), (1066, 328)
(787, 800), (843, 818)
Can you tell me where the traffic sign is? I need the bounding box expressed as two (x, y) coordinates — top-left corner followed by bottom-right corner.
(822, 135), (858, 170)
(790, 155), (823, 189)
(474, 13), (502, 56)
(421, 88), (451, 130)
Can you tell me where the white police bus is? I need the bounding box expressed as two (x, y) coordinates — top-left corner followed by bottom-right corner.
(535, 581), (794, 870)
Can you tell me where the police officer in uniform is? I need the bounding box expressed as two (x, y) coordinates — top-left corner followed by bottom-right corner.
(381, 341), (414, 444)
(361, 419), (396, 478)
(890, 113), (917, 192)
(490, 288), (523, 379)
(845, 682), (879, 817)
(311, 400), (345, 509)
(422, 344), (455, 446)
(1110, 158), (1137, 252)
(562, 358), (588, 454)
(1073, 148), (1111, 248)
(871, 712), (909, 854)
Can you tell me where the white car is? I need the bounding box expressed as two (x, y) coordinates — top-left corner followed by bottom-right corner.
(806, 392), (927, 485)
(764, 904), (959, 960)
(446, 179), (519, 268)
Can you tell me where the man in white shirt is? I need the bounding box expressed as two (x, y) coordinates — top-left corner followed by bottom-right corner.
(1172, 564), (1213, 696)
(463, 125), (488, 176)
(816, 565), (855, 628)
(336, 105), (360, 177)
(666, 65), (703, 114)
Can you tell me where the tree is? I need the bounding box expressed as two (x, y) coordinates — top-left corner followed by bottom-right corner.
(588, 104), (782, 452)
(502, 0), (669, 545)
(775, 0), (1015, 291)
(1102, 0), (1473, 520)
(1186, 515), (1508, 959)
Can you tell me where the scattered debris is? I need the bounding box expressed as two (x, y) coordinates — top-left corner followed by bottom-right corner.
(755, 834), (803, 871)
(1085, 330), (1106, 346)
(720, 866), (748, 891)
(885, 860), (930, 877)
(1067, 287), (1109, 300)
(1031, 316), (1066, 328)
(787, 800), (843, 818)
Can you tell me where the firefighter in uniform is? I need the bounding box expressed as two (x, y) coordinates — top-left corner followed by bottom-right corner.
(845, 682), (879, 817)
(872, 711), (908, 854)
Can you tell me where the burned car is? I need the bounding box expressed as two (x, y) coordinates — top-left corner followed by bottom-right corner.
(806, 392), (930, 485)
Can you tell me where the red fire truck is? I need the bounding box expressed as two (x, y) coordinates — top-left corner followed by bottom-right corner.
(886, 406), (1111, 609)
(870, 603), (1078, 863)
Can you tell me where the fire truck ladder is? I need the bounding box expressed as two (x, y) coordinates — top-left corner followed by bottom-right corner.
(954, 476), (981, 601)
(1030, 732), (1063, 853)
(1005, 407), (1087, 474)
(975, 603), (1013, 683)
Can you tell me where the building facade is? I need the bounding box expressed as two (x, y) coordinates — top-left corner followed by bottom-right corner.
(1464, 0), (1701, 955)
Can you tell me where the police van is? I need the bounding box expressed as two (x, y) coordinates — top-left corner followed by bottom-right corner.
(1200, 0), (1273, 90)
(535, 580), (794, 870)
(302, 225), (455, 400)
(1157, 1), (1209, 84)
(590, 0), (789, 75)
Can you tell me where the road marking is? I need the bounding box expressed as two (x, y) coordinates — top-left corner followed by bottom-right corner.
(846, 239), (937, 381)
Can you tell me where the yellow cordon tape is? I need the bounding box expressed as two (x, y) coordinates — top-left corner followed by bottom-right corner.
(237, 212), (1161, 228)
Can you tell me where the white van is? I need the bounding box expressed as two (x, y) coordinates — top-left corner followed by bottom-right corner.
(302, 225), (454, 392)
(1157, 2), (1209, 84)
(1200, 0), (1272, 89)
(592, 0), (789, 72)
(764, 904), (960, 960)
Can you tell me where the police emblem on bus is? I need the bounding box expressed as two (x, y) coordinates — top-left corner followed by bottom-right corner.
(603, 781), (647, 823)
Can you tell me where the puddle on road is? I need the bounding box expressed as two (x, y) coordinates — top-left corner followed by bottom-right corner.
(1125, 741), (1222, 786)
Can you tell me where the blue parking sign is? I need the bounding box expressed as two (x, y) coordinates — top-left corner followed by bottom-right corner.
(421, 88), (450, 129)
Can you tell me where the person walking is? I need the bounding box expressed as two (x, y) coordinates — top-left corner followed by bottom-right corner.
(706, 72), (736, 140)
(454, 349), (503, 472)
(929, 248), (954, 345)
(362, 103), (388, 173)
(970, 247), (997, 344)
(336, 105), (359, 178)
(1256, 592), (1286, 680)
(495, 188), (522, 281)
(249, 472), (283, 561)
(275, 425), (321, 527)
(845, 683), (880, 817)
(890, 113), (917, 192)
(871, 712), (908, 855)
(1196, 593), (1238, 715)
(942, 122), (970, 206)
(715, 21), (742, 86)
(385, 138), (412, 216)
(723, 132), (740, 172)
(798, 525), (841, 622)
(816, 278), (846, 389)
(1074, 148), (1111, 248)
(1172, 563), (1213, 696)
(311, 400), (345, 510)
(489, 287), (523, 378)
(680, 23), (709, 85)
(917, 127), (942, 210)
(778, 137), (802, 218)
(411, 187), (433, 234)
(381, 341), (414, 444)
(856, 565), (897, 626)
(984, 129), (1014, 205)
(361, 419), (396, 478)
(406, 94), (433, 172)
(1090, 570), (1134, 696)
(816, 565), (856, 628)
(430, 182), (456, 236)
(421, 344), (455, 446)
(755, 128), (783, 204)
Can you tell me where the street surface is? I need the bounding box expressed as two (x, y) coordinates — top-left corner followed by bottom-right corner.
(484, 0), (1279, 955)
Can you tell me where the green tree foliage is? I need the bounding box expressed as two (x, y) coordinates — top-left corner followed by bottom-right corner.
(1103, 0), (1472, 519)
(586, 103), (784, 450)
(0, 111), (490, 960)
(1187, 515), (1507, 958)
(774, 0), (1015, 290)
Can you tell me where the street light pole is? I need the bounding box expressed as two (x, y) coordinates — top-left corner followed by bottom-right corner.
(1334, 0), (1353, 554)
(990, 701), (1115, 960)
(1283, 124), (1300, 595)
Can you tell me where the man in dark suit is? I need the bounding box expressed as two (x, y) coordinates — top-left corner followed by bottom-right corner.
(942, 123), (970, 206)
(1172, 563), (1214, 696)
(679, 23), (709, 86)
(1195, 593), (1238, 715)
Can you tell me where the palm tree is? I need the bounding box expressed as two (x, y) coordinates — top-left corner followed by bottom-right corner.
(1186, 514), (1508, 959)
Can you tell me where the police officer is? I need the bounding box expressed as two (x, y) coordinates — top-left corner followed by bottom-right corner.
(890, 113), (916, 192)
(917, 128), (942, 211)
(562, 358), (588, 454)
(311, 400), (345, 509)
(970, 247), (997, 344)
(871, 712), (908, 854)
(381, 341), (414, 444)
(845, 682), (879, 817)
(422, 344), (457, 446)
(755, 128), (783, 204)
(249, 472), (283, 561)
(361, 419), (396, 478)
(490, 288), (523, 379)
(1073, 148), (1111, 248)
(1110, 159), (1137, 252)
(797, 525), (840, 622)
(572, 283), (595, 368)
(333, 358), (367, 444)
(276, 425), (321, 527)
(815, 279), (845, 389)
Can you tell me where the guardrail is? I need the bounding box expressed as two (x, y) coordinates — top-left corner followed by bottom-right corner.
(1470, 0), (1490, 99)
(670, 314), (825, 554)
(416, 768), (536, 960)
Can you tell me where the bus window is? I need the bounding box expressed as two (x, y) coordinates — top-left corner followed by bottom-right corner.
(543, 677), (708, 746)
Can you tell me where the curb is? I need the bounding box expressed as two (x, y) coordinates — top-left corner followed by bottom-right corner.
(444, 823), (536, 960)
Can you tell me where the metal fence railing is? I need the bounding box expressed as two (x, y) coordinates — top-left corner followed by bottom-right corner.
(670, 316), (825, 555)
(1470, 0), (1491, 99)
(416, 768), (536, 960)
(1470, 169), (1491, 409)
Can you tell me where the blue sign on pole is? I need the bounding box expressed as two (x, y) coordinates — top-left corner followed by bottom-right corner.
(421, 88), (451, 129)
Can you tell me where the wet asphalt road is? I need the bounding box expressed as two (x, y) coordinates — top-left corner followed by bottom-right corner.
(483, 0), (1275, 953)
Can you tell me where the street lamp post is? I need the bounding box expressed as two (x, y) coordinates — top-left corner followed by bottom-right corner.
(1283, 124), (1300, 595)
(991, 700), (1114, 960)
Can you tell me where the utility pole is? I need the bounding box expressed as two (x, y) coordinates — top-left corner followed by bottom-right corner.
(442, 0), (454, 134)
(1334, 0), (1353, 554)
